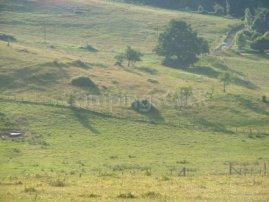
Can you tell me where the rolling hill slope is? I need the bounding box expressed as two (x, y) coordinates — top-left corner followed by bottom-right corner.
(0, 0), (269, 201)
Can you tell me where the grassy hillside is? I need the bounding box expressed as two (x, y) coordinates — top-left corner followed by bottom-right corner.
(0, 101), (268, 201)
(0, 0), (269, 201)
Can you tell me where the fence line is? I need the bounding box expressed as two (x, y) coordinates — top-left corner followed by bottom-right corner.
(0, 95), (267, 135)
(0, 95), (202, 130)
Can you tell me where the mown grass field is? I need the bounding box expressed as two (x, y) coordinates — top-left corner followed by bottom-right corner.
(0, 0), (269, 201)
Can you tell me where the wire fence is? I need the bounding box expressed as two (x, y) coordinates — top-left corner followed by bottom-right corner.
(0, 94), (267, 135)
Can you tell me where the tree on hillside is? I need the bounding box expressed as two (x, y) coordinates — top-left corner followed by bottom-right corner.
(114, 53), (125, 66)
(244, 8), (253, 30)
(218, 72), (232, 93)
(115, 46), (143, 67)
(155, 20), (209, 68)
(124, 46), (143, 67)
(180, 87), (193, 106)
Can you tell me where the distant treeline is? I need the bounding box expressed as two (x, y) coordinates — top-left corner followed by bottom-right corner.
(122, 0), (269, 17)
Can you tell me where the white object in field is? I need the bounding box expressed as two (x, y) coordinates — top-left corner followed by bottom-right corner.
(9, 132), (22, 137)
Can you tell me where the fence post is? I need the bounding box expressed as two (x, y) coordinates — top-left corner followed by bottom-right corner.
(229, 162), (232, 175)
(264, 163), (267, 176)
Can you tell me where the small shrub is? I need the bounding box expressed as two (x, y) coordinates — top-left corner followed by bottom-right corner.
(142, 191), (162, 198)
(177, 160), (189, 164)
(98, 171), (117, 178)
(72, 60), (90, 69)
(49, 179), (66, 187)
(0, 33), (16, 42)
(80, 44), (98, 52)
(24, 187), (37, 193)
(88, 193), (100, 198)
(161, 175), (170, 181)
(114, 54), (124, 66)
(262, 96), (268, 104)
(139, 67), (157, 75)
(128, 155), (136, 158)
(12, 148), (21, 153)
(79, 193), (101, 198)
(71, 77), (96, 88)
(117, 192), (136, 199)
(132, 99), (152, 113)
(145, 169), (152, 176)
(147, 79), (159, 84)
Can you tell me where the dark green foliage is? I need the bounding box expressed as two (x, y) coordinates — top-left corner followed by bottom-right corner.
(123, 0), (269, 17)
(125, 46), (143, 66)
(250, 32), (269, 53)
(147, 78), (159, 83)
(114, 53), (125, 66)
(213, 3), (225, 15)
(71, 77), (100, 94)
(24, 187), (37, 193)
(87, 194), (101, 198)
(0, 33), (16, 42)
(218, 71), (232, 93)
(117, 192), (136, 199)
(262, 96), (268, 104)
(71, 77), (96, 88)
(142, 191), (162, 198)
(156, 20), (209, 67)
(179, 86), (193, 106)
(252, 8), (269, 34)
(132, 99), (153, 113)
(115, 46), (142, 66)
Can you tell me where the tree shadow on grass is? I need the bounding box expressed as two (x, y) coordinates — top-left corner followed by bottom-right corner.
(192, 117), (232, 133)
(239, 50), (269, 60)
(186, 66), (220, 78)
(71, 107), (100, 134)
(167, 64), (259, 90)
(236, 96), (269, 116)
(133, 105), (165, 124)
(233, 77), (259, 90)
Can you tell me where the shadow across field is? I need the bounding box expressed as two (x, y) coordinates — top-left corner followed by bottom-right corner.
(168, 64), (259, 90)
(133, 106), (165, 124)
(233, 77), (259, 90)
(191, 117), (232, 133)
(236, 96), (269, 116)
(186, 66), (219, 78)
(71, 107), (100, 134)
